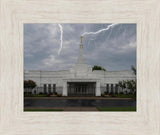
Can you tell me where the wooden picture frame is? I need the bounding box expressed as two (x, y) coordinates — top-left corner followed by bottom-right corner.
(0, 0), (160, 134)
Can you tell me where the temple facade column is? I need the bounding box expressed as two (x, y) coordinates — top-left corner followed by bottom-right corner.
(62, 81), (67, 96)
(96, 81), (101, 96)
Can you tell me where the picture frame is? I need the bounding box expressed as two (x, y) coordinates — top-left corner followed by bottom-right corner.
(0, 0), (160, 134)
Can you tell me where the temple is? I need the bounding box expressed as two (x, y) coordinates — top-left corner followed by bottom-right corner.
(24, 37), (135, 96)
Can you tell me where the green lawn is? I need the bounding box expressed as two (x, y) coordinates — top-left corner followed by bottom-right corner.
(97, 107), (136, 111)
(24, 109), (63, 111)
(24, 94), (58, 97)
(113, 94), (136, 99)
(24, 94), (46, 97)
(24, 107), (136, 111)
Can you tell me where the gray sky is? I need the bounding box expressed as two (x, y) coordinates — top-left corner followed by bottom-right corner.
(24, 23), (136, 71)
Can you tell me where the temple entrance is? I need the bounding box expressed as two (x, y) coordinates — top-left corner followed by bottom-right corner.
(67, 82), (96, 96)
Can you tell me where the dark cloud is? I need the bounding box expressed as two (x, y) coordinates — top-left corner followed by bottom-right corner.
(24, 23), (136, 71)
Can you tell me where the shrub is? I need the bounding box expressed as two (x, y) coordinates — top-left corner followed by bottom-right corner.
(128, 92), (133, 95)
(101, 93), (105, 97)
(34, 90), (36, 94)
(57, 94), (62, 97)
(124, 91), (128, 94)
(46, 93), (52, 97)
(104, 91), (108, 94)
(54, 92), (57, 95)
(119, 92), (124, 94)
(115, 92), (118, 94)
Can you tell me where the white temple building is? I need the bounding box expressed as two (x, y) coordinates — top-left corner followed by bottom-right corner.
(24, 36), (135, 96)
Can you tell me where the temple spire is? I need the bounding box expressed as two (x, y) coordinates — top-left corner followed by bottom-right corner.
(81, 36), (83, 43)
(77, 36), (84, 64)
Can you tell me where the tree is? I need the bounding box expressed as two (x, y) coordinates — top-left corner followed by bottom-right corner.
(92, 65), (106, 71)
(126, 80), (136, 94)
(131, 65), (136, 75)
(24, 80), (36, 89)
(117, 66), (137, 95)
(130, 65), (136, 94)
(118, 80), (126, 92)
(24, 80), (37, 95)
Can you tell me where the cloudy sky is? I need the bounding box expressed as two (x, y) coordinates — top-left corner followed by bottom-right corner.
(24, 23), (136, 71)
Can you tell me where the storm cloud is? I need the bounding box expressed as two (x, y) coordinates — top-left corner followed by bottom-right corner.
(24, 23), (136, 71)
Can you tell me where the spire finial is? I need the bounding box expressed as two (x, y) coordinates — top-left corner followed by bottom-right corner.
(81, 36), (83, 43)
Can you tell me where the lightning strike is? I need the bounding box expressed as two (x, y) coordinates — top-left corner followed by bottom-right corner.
(58, 24), (63, 55)
(57, 23), (119, 54)
(82, 23), (118, 36)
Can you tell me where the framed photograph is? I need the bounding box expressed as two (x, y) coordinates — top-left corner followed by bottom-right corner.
(24, 23), (136, 112)
(0, 0), (160, 134)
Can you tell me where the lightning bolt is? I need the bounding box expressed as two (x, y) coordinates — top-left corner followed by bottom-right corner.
(82, 23), (118, 36)
(58, 24), (63, 55)
(57, 23), (119, 54)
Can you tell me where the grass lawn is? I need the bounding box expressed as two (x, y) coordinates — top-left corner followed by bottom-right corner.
(113, 94), (136, 99)
(97, 107), (136, 111)
(24, 94), (46, 97)
(24, 107), (135, 111)
(24, 94), (57, 97)
(24, 109), (63, 111)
